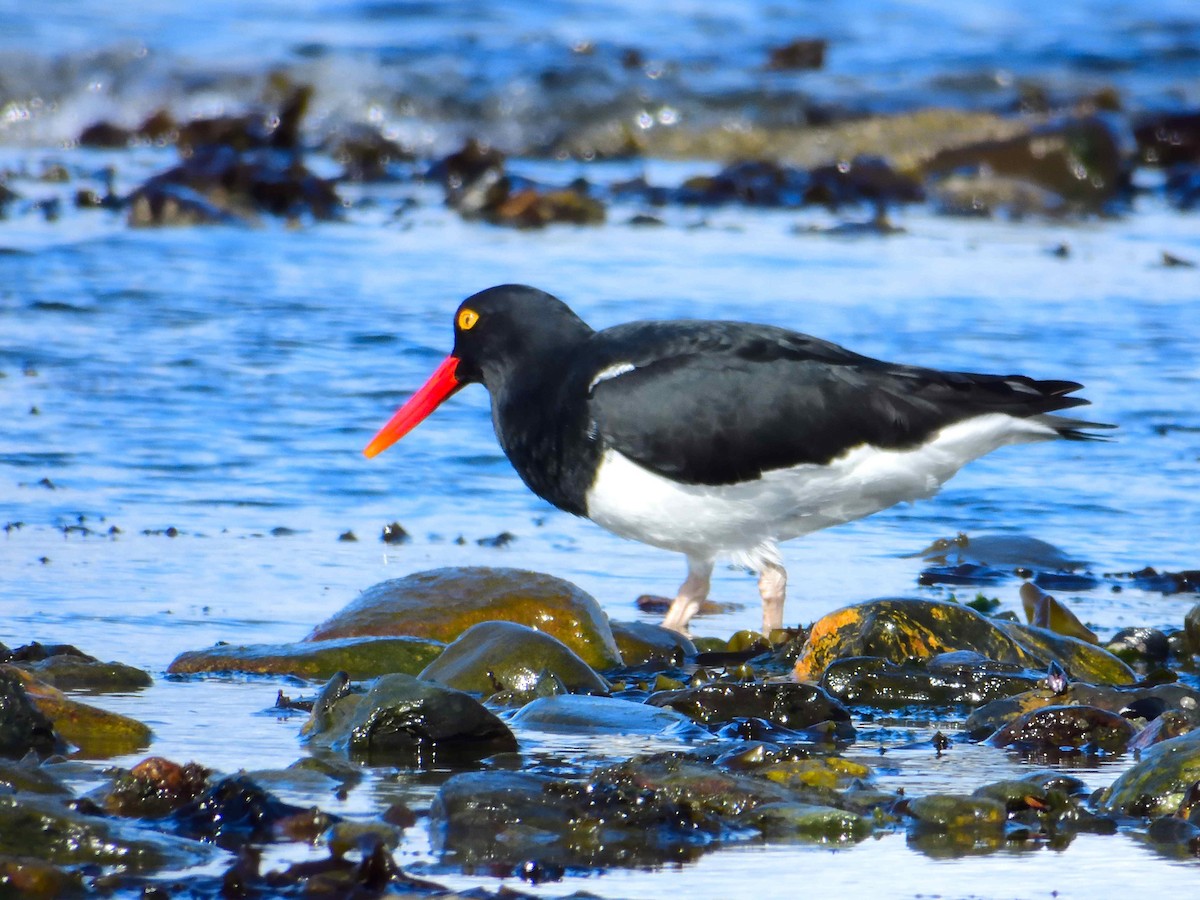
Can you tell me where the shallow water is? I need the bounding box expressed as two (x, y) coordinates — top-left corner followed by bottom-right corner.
(3, 1), (1200, 895)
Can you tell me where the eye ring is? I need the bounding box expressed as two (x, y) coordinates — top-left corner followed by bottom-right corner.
(457, 308), (480, 331)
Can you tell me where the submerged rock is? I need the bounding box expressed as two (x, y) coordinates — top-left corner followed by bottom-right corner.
(166, 635), (444, 680)
(13, 669), (153, 758)
(305, 673), (518, 766)
(511, 694), (704, 738)
(307, 568), (623, 670)
(0, 793), (214, 872)
(419, 620), (607, 698)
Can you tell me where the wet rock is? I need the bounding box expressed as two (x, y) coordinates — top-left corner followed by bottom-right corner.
(327, 123), (415, 181)
(973, 776), (1116, 837)
(78, 120), (134, 148)
(307, 567), (623, 670)
(1110, 566), (1200, 595)
(1019, 582), (1098, 643)
(431, 752), (800, 871)
(305, 673), (517, 766)
(995, 621), (1135, 685)
(128, 145), (342, 226)
(912, 533), (1085, 570)
(510, 694), (704, 738)
(820, 653), (1040, 708)
(428, 138), (506, 193)
(610, 620), (697, 667)
(418, 621), (608, 697)
(4, 642), (152, 692)
(0, 793), (214, 872)
(1129, 711), (1195, 751)
(765, 38), (827, 71)
(168, 773), (333, 849)
(930, 172), (1071, 219)
(101, 757), (212, 818)
(1106, 626), (1171, 666)
(924, 115), (1132, 211)
(166, 635), (444, 680)
(646, 681), (853, 739)
(966, 682), (1200, 740)
(480, 180), (607, 228)
(793, 598), (1041, 682)
(906, 794), (1006, 833)
(738, 800), (871, 842)
(0, 756), (71, 795)
(1098, 728), (1200, 817)
(986, 704), (1136, 755)
(2, 668), (149, 758)
(0, 670), (64, 759)
(1135, 110), (1200, 167)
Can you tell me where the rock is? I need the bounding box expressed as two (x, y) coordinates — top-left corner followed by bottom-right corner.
(738, 801), (871, 842)
(1135, 110), (1200, 167)
(305, 673), (518, 766)
(166, 635), (444, 680)
(418, 621), (608, 697)
(820, 653), (1040, 708)
(646, 681), (854, 739)
(10, 668), (153, 758)
(0, 793), (214, 872)
(101, 757), (212, 818)
(995, 621), (1135, 685)
(793, 598), (1040, 682)
(907, 794), (1007, 833)
(0, 757), (71, 795)
(610, 620), (696, 667)
(966, 682), (1200, 740)
(1098, 728), (1200, 817)
(168, 773), (335, 849)
(986, 704), (1137, 755)
(14, 650), (152, 692)
(510, 694), (704, 738)
(924, 115), (1132, 210)
(1105, 626), (1171, 666)
(912, 532), (1085, 570)
(307, 568), (623, 670)
(765, 38), (827, 71)
(0, 670), (64, 759)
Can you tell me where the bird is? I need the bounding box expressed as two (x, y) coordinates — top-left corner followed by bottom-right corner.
(364, 284), (1111, 636)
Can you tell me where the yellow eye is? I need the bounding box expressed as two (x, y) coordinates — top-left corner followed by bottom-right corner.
(457, 308), (480, 331)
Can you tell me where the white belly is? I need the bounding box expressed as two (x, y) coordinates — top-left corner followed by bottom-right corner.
(584, 413), (1057, 564)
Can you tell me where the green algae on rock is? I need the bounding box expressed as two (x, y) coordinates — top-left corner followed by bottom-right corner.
(418, 620), (608, 698)
(166, 635), (445, 680)
(1098, 728), (1200, 817)
(307, 567), (623, 670)
(794, 598), (1134, 685)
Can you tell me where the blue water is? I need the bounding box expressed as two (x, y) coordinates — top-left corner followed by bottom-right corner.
(3, 1), (1200, 895)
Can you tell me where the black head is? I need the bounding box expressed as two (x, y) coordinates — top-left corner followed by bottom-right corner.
(450, 284), (594, 387)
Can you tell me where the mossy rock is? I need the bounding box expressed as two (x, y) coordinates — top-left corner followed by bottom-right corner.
(794, 598), (1134, 685)
(1097, 728), (1200, 817)
(793, 598), (1041, 682)
(307, 567), (622, 670)
(418, 621), (607, 697)
(166, 635), (444, 680)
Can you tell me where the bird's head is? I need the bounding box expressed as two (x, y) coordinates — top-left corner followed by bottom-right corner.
(363, 284), (592, 458)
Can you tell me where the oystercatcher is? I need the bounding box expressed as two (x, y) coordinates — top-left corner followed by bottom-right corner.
(364, 284), (1110, 635)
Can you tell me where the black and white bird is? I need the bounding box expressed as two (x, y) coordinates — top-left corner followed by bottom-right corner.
(364, 284), (1110, 635)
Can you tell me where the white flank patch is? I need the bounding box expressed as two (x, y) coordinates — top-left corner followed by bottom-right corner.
(588, 362), (636, 393)
(585, 413), (1058, 562)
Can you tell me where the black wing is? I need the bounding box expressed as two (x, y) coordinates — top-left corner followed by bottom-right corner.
(585, 320), (1101, 486)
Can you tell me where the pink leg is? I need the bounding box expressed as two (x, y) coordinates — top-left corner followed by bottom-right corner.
(758, 559), (787, 634)
(661, 555), (713, 634)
